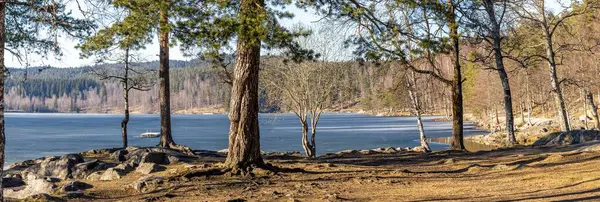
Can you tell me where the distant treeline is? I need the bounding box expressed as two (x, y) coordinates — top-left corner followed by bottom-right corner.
(4, 59), (452, 114)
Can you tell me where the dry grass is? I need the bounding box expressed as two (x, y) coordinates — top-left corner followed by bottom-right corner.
(56, 144), (600, 202)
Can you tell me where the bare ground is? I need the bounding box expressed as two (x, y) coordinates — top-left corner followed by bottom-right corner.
(57, 143), (600, 202)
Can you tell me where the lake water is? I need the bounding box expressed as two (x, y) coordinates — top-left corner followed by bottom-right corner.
(5, 113), (487, 165)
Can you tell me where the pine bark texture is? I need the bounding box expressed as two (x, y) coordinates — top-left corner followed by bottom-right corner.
(158, 3), (175, 147)
(225, 0), (265, 171)
(0, 2), (6, 200)
(447, 0), (465, 150)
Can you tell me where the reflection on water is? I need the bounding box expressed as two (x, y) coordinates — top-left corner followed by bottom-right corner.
(428, 136), (497, 152)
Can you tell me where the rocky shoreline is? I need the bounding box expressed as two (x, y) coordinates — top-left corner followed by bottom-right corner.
(2, 145), (429, 201)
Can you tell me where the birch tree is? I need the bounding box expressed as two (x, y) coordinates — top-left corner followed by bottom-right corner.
(309, 0), (468, 150)
(511, 0), (598, 132)
(264, 59), (336, 158)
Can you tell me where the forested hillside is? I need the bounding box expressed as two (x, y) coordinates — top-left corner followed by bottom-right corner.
(5, 59), (452, 114)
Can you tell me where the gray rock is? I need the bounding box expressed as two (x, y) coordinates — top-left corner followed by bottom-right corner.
(100, 168), (126, 181)
(60, 180), (92, 192)
(71, 160), (99, 179)
(22, 154), (84, 180)
(130, 176), (164, 193)
(125, 150), (167, 166)
(85, 172), (102, 181)
(136, 163), (165, 174)
(2, 177), (25, 188)
(125, 155), (141, 167)
(71, 160), (115, 179)
(4, 176), (56, 199)
(115, 163), (133, 171)
(141, 152), (167, 164)
(167, 155), (181, 164)
(83, 148), (117, 155)
(111, 150), (128, 162)
(8, 159), (38, 169)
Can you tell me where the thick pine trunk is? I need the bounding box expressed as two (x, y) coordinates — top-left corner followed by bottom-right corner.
(544, 33), (570, 132)
(0, 2), (6, 200)
(225, 0), (265, 171)
(447, 0), (465, 150)
(587, 92), (600, 129)
(158, 4), (175, 148)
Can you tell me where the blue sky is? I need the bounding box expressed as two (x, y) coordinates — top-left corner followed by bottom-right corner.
(5, 0), (568, 68)
(5, 5), (320, 68)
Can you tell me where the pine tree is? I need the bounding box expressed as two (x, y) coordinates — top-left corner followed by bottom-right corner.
(175, 0), (316, 172)
(0, 0), (92, 199)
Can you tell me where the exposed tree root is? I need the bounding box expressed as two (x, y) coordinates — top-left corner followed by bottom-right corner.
(170, 162), (307, 182)
(158, 143), (194, 155)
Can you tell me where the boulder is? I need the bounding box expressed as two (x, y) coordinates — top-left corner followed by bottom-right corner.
(2, 177), (25, 188)
(60, 180), (93, 192)
(111, 150), (128, 162)
(100, 168), (126, 181)
(141, 152), (167, 164)
(85, 172), (102, 181)
(22, 154), (84, 180)
(4, 177), (56, 199)
(535, 130), (600, 146)
(130, 176), (164, 193)
(125, 150), (168, 166)
(71, 160), (116, 179)
(115, 163), (133, 171)
(136, 163), (165, 175)
(8, 159), (41, 170)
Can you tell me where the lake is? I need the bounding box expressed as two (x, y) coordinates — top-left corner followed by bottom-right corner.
(5, 113), (487, 166)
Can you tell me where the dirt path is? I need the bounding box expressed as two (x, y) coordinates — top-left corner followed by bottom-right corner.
(71, 144), (600, 202)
